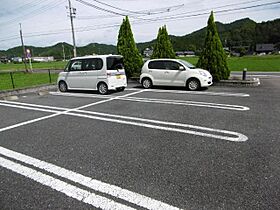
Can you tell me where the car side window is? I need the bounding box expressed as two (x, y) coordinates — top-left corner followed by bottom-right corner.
(164, 61), (184, 70)
(82, 58), (103, 71)
(69, 60), (82, 71)
(107, 57), (124, 70)
(148, 61), (165, 70)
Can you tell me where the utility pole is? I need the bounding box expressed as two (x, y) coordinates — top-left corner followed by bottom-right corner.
(67, 0), (77, 57)
(19, 23), (28, 72)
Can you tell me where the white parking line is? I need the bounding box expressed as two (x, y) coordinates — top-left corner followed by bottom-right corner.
(0, 90), (144, 133)
(121, 96), (249, 111)
(49, 92), (250, 111)
(0, 146), (182, 210)
(126, 88), (250, 97)
(0, 100), (248, 142)
(0, 157), (136, 210)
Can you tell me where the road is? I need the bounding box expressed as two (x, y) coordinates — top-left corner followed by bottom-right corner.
(0, 77), (279, 210)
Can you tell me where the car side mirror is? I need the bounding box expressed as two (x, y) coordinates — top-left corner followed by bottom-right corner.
(179, 66), (185, 70)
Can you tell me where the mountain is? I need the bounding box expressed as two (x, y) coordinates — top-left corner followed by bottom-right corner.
(0, 42), (117, 59)
(137, 18), (280, 53)
(1, 18), (279, 59)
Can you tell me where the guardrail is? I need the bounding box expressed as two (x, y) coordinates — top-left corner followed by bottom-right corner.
(0, 69), (60, 91)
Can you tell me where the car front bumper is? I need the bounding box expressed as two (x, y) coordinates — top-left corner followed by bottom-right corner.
(200, 76), (213, 87)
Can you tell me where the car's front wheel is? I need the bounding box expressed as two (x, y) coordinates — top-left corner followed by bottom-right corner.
(58, 81), (68, 92)
(142, 78), (152, 89)
(187, 78), (200, 91)
(98, 82), (108, 95)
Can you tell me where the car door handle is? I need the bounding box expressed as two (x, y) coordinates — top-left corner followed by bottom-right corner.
(164, 71), (169, 74)
(148, 70), (152, 73)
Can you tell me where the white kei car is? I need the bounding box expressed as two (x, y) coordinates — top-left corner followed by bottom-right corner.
(57, 55), (127, 95)
(140, 59), (212, 91)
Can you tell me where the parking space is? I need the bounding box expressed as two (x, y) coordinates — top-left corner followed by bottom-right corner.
(0, 106), (49, 129)
(1, 79), (280, 209)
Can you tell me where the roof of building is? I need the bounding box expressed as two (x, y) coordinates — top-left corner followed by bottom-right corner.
(256, 44), (274, 52)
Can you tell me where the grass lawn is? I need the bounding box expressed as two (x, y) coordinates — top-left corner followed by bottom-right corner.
(1, 56), (279, 72)
(1, 55), (279, 91)
(0, 72), (58, 91)
(178, 55), (280, 72)
(0, 61), (67, 71)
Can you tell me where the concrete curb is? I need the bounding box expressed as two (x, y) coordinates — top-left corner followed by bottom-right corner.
(214, 78), (260, 87)
(0, 84), (57, 99)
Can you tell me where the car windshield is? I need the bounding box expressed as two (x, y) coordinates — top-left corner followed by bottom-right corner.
(64, 60), (71, 71)
(107, 57), (124, 70)
(179, 60), (196, 69)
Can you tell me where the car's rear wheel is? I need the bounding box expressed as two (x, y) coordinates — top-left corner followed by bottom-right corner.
(98, 82), (108, 95)
(58, 81), (68, 92)
(142, 78), (152, 89)
(187, 78), (200, 91)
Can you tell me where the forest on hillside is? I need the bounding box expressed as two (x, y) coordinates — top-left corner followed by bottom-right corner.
(1, 18), (279, 59)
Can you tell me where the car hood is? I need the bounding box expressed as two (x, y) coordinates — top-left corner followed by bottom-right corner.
(196, 68), (212, 76)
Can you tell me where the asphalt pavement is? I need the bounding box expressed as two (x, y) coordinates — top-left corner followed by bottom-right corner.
(0, 78), (280, 210)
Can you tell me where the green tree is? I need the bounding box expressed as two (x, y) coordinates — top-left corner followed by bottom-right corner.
(197, 11), (230, 81)
(117, 16), (143, 77)
(151, 25), (175, 59)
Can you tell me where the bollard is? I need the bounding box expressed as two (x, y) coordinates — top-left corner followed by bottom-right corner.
(242, 68), (247, 80)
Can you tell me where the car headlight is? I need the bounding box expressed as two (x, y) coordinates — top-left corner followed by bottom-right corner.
(199, 71), (208, 77)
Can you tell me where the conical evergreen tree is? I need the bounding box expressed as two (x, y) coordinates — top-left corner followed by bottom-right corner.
(151, 25), (175, 59)
(197, 11), (230, 81)
(117, 16), (143, 77)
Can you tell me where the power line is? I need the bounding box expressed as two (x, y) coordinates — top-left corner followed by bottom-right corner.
(90, 0), (149, 15)
(1, 0), (46, 16)
(75, 0), (128, 17)
(23, 3), (280, 36)
(2, 0), (274, 35)
(75, 4), (184, 20)
(89, 0), (184, 15)
(151, 0), (266, 20)
(142, 1), (280, 22)
(0, 0), (66, 27)
(75, 0), (149, 20)
(0, 1), (279, 43)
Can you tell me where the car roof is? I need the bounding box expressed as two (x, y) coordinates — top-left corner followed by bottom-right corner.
(147, 58), (182, 62)
(71, 55), (122, 60)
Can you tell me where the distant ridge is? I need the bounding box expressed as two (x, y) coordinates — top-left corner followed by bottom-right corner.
(1, 18), (279, 59)
(0, 42), (117, 59)
(137, 18), (280, 53)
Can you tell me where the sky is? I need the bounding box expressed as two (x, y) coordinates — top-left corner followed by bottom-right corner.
(0, 0), (279, 50)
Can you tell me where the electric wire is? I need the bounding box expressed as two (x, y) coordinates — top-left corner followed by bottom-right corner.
(89, 0), (184, 15)
(0, 0), (46, 16)
(75, 4), (184, 20)
(0, 0), (66, 26)
(0, 1), (279, 43)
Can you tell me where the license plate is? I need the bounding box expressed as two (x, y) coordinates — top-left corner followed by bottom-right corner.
(116, 75), (121, 79)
